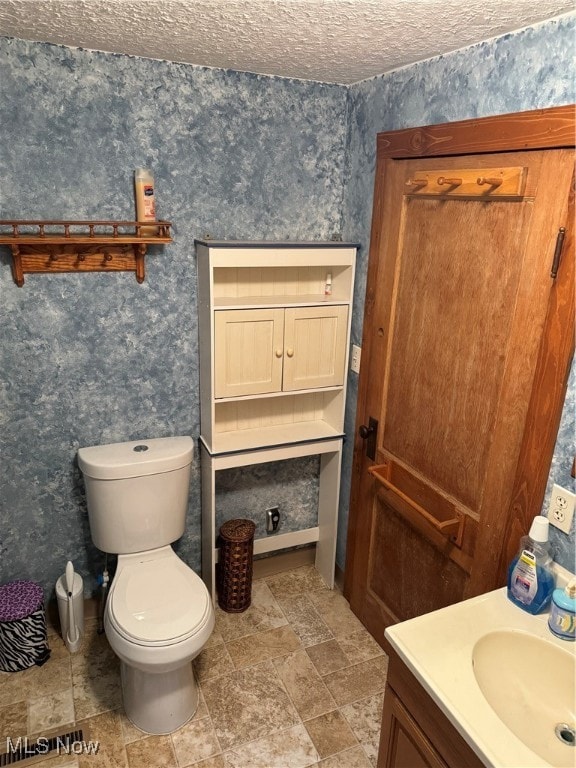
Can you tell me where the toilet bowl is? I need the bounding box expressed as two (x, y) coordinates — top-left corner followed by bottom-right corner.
(78, 436), (215, 735)
(104, 547), (214, 734)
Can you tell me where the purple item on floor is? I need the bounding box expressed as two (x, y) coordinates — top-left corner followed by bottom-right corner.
(0, 580), (50, 672)
(0, 580), (44, 621)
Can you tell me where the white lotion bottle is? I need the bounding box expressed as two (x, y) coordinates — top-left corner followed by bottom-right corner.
(134, 168), (156, 235)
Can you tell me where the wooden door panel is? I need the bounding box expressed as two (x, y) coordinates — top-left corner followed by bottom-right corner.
(368, 491), (468, 624)
(345, 107), (575, 640)
(383, 195), (532, 512)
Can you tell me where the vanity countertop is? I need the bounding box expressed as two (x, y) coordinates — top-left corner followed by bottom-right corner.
(385, 573), (576, 768)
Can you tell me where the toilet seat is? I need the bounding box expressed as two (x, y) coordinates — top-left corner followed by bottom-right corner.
(108, 552), (212, 647)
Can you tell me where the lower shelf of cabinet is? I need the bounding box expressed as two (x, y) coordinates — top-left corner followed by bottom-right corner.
(214, 527), (320, 561)
(205, 421), (345, 454)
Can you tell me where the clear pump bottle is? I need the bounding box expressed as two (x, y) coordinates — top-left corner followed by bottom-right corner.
(507, 515), (555, 614)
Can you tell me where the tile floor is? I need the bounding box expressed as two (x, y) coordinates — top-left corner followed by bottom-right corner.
(0, 565), (389, 767)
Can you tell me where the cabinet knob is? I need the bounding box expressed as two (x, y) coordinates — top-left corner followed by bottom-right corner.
(275, 348), (283, 358)
(286, 348), (294, 358)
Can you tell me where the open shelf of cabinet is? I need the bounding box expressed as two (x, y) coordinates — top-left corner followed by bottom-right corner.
(197, 239), (358, 601)
(0, 220), (172, 286)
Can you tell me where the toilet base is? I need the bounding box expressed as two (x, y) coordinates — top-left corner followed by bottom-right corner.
(121, 660), (198, 735)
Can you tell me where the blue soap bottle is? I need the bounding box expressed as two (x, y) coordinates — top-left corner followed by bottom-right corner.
(548, 579), (576, 640)
(507, 515), (554, 614)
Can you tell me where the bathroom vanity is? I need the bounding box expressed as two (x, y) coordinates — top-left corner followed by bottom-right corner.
(378, 645), (484, 767)
(378, 579), (576, 768)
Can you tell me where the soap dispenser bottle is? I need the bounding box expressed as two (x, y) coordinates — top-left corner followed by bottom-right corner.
(507, 515), (554, 614)
(548, 578), (576, 640)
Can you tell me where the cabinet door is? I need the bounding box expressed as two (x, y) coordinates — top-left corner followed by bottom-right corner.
(283, 305), (349, 391)
(214, 308), (284, 397)
(378, 688), (448, 768)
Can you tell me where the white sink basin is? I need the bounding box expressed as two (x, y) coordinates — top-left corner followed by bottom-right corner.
(473, 630), (575, 767)
(385, 578), (576, 767)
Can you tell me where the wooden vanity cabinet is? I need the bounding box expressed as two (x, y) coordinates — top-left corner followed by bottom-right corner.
(378, 645), (485, 768)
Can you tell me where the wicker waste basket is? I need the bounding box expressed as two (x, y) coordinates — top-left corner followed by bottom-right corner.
(218, 519), (256, 613)
(0, 580), (51, 672)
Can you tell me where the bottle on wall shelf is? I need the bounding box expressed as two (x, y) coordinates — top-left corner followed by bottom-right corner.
(548, 578), (576, 641)
(134, 167), (156, 235)
(506, 515), (555, 614)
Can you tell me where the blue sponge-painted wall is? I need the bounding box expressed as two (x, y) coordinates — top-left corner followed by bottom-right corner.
(0, 13), (574, 600)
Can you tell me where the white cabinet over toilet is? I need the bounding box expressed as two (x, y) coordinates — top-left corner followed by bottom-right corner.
(196, 240), (357, 601)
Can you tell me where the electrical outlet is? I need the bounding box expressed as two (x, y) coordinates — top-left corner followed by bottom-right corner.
(548, 483), (576, 534)
(266, 506), (281, 534)
(351, 344), (361, 374)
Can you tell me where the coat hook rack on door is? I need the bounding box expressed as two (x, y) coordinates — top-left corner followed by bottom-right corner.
(404, 166), (527, 198)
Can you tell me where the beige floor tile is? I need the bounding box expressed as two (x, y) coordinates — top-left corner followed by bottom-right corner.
(322, 657), (388, 708)
(204, 627), (225, 649)
(307, 592), (365, 639)
(316, 745), (373, 768)
(225, 625), (301, 669)
(125, 734), (177, 767)
(340, 693), (384, 765)
(171, 715), (221, 765)
(47, 631), (73, 661)
(303, 710), (358, 758)
(214, 581), (288, 642)
(201, 661), (300, 750)
(28, 689), (75, 733)
(265, 566), (329, 599)
(70, 629), (117, 676)
(71, 630), (121, 719)
(0, 700), (27, 739)
(193, 757), (226, 768)
(223, 723), (319, 768)
(0, 657), (72, 706)
(305, 640), (349, 676)
(273, 650), (335, 720)
(77, 709), (127, 768)
(194, 642), (235, 683)
(274, 595), (333, 647)
(72, 666), (122, 721)
(337, 630), (384, 666)
(119, 710), (150, 745)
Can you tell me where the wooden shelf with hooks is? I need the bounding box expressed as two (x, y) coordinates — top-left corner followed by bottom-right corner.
(0, 220), (172, 286)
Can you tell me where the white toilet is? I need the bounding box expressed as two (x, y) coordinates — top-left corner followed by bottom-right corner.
(77, 436), (215, 735)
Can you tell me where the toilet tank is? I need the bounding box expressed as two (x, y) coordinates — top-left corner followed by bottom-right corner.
(77, 436), (194, 554)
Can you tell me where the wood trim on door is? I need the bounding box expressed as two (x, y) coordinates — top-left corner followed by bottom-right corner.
(377, 105), (575, 158)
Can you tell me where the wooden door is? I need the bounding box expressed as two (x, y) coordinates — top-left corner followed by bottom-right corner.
(283, 305), (349, 391)
(214, 308), (284, 397)
(344, 106), (575, 640)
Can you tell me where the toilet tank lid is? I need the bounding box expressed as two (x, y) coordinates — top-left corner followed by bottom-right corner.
(78, 436), (194, 480)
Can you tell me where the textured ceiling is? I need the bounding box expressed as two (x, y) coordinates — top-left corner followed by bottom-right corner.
(0, 0), (573, 84)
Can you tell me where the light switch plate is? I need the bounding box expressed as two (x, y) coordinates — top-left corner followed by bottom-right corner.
(351, 344), (361, 374)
